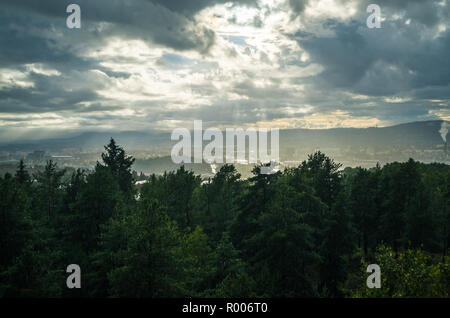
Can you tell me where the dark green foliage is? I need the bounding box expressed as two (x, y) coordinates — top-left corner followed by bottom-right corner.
(353, 245), (449, 297)
(1, 145), (448, 298)
(15, 159), (30, 185)
(0, 173), (31, 274)
(34, 160), (66, 220)
(299, 151), (342, 208)
(194, 164), (242, 242)
(71, 165), (122, 252)
(347, 167), (380, 256)
(140, 166), (201, 229)
(101, 199), (185, 297)
(319, 194), (355, 297)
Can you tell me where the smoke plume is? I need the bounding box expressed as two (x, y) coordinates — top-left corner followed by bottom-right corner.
(439, 121), (449, 143)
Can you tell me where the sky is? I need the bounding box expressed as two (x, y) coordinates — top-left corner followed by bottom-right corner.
(0, 0), (449, 142)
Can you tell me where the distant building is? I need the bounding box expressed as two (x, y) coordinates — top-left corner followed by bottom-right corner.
(51, 155), (73, 160)
(27, 150), (46, 161)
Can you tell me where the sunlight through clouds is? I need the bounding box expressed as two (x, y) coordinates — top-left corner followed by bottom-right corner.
(0, 0), (448, 139)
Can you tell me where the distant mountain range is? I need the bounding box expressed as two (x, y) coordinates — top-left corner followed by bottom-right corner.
(1, 120), (447, 153)
(1, 120), (448, 177)
(0, 130), (171, 152)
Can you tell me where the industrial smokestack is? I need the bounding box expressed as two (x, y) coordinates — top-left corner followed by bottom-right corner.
(439, 121), (449, 154)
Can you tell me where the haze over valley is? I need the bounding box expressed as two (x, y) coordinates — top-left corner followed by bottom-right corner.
(1, 120), (448, 179)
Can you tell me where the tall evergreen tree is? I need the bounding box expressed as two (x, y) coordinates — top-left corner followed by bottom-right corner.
(15, 159), (30, 185)
(34, 160), (65, 220)
(100, 138), (135, 195)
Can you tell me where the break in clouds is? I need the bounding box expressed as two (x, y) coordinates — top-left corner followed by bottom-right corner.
(0, 0), (449, 141)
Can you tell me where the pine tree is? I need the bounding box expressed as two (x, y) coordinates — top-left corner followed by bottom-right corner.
(34, 160), (66, 220)
(100, 138), (135, 195)
(299, 151), (342, 208)
(15, 159), (30, 185)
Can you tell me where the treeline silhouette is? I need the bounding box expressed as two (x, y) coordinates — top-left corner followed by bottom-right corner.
(0, 139), (448, 297)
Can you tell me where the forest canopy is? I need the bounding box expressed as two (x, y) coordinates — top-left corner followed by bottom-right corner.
(0, 139), (448, 298)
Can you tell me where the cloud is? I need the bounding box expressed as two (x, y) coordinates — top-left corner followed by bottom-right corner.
(297, 11), (450, 96)
(288, 0), (309, 15)
(0, 0), (449, 141)
(2, 0), (220, 53)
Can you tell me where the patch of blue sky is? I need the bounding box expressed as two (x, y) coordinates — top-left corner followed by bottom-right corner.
(162, 53), (195, 66)
(226, 35), (247, 46)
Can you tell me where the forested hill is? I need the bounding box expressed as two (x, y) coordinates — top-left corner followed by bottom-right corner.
(281, 120), (448, 148)
(1, 139), (449, 298)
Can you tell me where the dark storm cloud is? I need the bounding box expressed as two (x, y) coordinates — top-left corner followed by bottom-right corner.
(298, 17), (450, 97)
(288, 0), (309, 15)
(412, 85), (450, 100)
(298, 21), (373, 88)
(0, 84), (99, 114)
(0, 70), (113, 114)
(0, 11), (94, 70)
(150, 0), (258, 16)
(0, 0), (256, 54)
